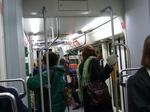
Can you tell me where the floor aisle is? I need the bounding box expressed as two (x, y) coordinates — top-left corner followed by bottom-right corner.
(65, 102), (84, 112)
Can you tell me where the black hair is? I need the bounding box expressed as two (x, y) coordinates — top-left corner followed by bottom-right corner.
(43, 52), (58, 67)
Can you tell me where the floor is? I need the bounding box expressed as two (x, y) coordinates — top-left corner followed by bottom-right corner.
(65, 102), (84, 112)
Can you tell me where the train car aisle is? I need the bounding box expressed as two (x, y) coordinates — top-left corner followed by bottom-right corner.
(65, 102), (84, 112)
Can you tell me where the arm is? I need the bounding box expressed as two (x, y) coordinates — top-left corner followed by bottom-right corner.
(27, 71), (49, 90)
(92, 59), (113, 82)
(69, 66), (76, 74)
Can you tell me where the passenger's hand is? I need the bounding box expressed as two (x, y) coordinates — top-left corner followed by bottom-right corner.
(106, 54), (118, 66)
(76, 89), (79, 92)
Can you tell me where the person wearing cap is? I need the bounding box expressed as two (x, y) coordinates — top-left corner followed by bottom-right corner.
(64, 54), (70, 65)
(30, 59), (46, 77)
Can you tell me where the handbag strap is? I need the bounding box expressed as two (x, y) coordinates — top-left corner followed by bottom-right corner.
(89, 58), (95, 82)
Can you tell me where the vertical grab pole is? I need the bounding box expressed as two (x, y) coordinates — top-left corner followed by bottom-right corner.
(38, 17), (60, 112)
(38, 47), (45, 112)
(28, 34), (36, 112)
(28, 34), (34, 77)
(100, 6), (119, 112)
(42, 6), (52, 112)
(51, 26), (54, 41)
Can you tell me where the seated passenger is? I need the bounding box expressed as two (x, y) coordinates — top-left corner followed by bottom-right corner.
(0, 86), (29, 112)
(129, 35), (150, 112)
(27, 52), (66, 112)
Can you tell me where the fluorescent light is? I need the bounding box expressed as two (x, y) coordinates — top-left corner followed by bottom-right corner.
(68, 33), (79, 40)
(57, 44), (63, 47)
(31, 12), (38, 15)
(32, 35), (38, 42)
(81, 17), (110, 32)
(91, 17), (123, 40)
(29, 18), (40, 34)
(67, 17), (110, 40)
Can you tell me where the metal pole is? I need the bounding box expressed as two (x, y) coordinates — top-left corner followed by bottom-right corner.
(48, 18), (60, 48)
(114, 43), (131, 68)
(119, 67), (140, 112)
(100, 6), (119, 112)
(38, 47), (46, 112)
(28, 34), (36, 112)
(72, 32), (86, 49)
(0, 93), (18, 112)
(0, 78), (27, 98)
(51, 26), (54, 41)
(28, 34), (34, 77)
(42, 6), (52, 112)
(38, 15), (60, 112)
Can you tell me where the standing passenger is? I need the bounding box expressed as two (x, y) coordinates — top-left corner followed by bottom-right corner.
(64, 54), (70, 65)
(129, 35), (150, 112)
(30, 59), (46, 76)
(77, 45), (117, 112)
(27, 52), (66, 112)
(58, 58), (80, 110)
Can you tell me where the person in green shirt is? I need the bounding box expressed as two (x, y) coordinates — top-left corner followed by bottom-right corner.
(27, 52), (66, 112)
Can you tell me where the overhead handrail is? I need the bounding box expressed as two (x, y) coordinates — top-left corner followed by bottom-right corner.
(0, 78), (26, 98)
(38, 6), (60, 112)
(0, 92), (18, 112)
(67, 16), (118, 51)
(100, 6), (119, 112)
(100, 6), (115, 51)
(119, 67), (140, 112)
(67, 32), (86, 51)
(73, 32), (86, 48)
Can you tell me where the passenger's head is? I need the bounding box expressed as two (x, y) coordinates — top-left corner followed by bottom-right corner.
(42, 52), (58, 68)
(59, 58), (67, 66)
(141, 35), (150, 69)
(82, 45), (97, 60)
(79, 53), (83, 61)
(64, 54), (68, 60)
(59, 58), (69, 73)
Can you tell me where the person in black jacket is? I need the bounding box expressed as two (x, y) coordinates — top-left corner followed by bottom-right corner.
(128, 35), (150, 112)
(0, 86), (29, 112)
(76, 45), (117, 112)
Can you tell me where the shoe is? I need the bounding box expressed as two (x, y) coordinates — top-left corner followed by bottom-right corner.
(72, 105), (80, 110)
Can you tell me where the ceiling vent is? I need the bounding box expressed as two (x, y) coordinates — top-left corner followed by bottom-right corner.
(58, 0), (88, 11)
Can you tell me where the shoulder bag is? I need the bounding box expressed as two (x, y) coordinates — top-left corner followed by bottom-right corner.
(85, 59), (112, 105)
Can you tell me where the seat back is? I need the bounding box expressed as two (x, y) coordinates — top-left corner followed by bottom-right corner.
(125, 75), (134, 112)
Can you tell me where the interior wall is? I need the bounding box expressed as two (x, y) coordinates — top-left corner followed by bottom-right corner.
(3, 0), (27, 105)
(0, 0), (6, 81)
(125, 0), (150, 68)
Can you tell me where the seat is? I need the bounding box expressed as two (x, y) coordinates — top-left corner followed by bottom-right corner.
(119, 67), (140, 112)
(0, 86), (29, 112)
(125, 75), (134, 112)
